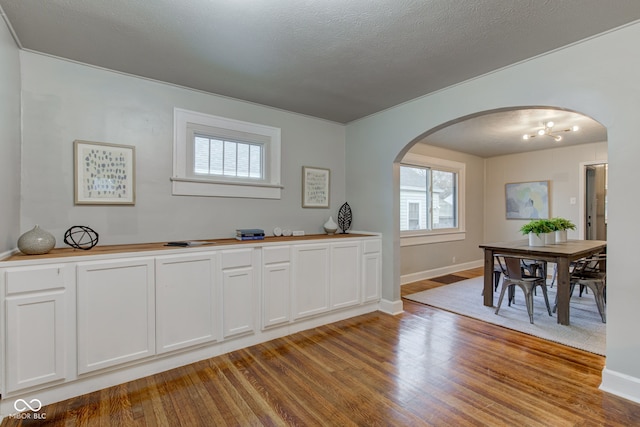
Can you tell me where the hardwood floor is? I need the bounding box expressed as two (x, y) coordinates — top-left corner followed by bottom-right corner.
(4, 267), (639, 426)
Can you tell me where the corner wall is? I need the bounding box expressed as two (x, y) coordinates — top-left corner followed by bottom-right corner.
(0, 18), (21, 252)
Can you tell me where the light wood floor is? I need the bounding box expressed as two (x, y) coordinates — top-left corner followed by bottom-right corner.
(3, 267), (639, 426)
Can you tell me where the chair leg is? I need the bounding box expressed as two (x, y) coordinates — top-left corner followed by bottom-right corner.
(495, 283), (511, 315)
(539, 284), (552, 316)
(580, 280), (606, 323)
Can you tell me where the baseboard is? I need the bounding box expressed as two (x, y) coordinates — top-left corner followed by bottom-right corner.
(378, 298), (403, 315)
(600, 367), (640, 404)
(401, 259), (483, 285)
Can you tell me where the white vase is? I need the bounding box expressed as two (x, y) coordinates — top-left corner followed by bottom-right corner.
(555, 229), (568, 243)
(323, 216), (338, 235)
(17, 225), (56, 255)
(528, 232), (545, 247)
(544, 232), (556, 245)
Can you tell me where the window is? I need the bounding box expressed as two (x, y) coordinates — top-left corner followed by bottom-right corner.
(400, 154), (465, 246)
(172, 108), (281, 199)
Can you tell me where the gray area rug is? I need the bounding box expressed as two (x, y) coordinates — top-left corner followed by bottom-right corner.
(404, 276), (605, 355)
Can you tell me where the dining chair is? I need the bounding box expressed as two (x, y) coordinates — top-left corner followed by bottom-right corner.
(553, 254), (606, 323)
(495, 256), (552, 324)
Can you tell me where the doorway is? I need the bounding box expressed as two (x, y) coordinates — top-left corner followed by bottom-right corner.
(585, 163), (607, 240)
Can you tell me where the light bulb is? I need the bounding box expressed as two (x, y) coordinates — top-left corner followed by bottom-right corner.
(546, 121), (554, 128)
(572, 125), (579, 132)
(538, 129), (546, 136)
(523, 134), (529, 140)
(554, 135), (562, 142)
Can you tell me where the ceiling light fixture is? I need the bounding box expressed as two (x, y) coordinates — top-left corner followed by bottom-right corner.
(522, 121), (579, 142)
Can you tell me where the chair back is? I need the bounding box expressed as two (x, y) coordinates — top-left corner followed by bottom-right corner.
(504, 257), (524, 280)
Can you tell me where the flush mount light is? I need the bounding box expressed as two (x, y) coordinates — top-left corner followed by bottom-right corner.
(522, 121), (579, 142)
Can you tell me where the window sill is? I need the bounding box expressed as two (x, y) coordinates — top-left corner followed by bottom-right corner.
(171, 177), (282, 199)
(400, 230), (466, 247)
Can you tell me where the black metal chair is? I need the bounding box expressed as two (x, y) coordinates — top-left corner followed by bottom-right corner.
(553, 254), (606, 323)
(495, 256), (552, 324)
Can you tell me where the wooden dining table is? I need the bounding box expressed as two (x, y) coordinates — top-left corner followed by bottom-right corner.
(479, 239), (607, 325)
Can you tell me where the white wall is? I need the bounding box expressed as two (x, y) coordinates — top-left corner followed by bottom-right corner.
(19, 52), (346, 245)
(485, 142), (608, 242)
(0, 20), (21, 252)
(346, 22), (640, 401)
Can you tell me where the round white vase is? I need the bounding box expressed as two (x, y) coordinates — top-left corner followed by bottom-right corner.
(17, 225), (56, 255)
(323, 216), (338, 235)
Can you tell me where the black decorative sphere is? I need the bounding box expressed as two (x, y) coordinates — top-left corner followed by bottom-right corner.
(64, 226), (99, 250)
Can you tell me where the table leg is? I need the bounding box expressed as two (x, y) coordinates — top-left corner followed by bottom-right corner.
(556, 257), (570, 325)
(483, 249), (494, 307)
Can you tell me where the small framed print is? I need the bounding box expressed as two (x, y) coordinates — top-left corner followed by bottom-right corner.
(74, 140), (136, 205)
(302, 166), (330, 208)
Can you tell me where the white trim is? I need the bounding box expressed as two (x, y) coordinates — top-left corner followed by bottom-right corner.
(378, 298), (404, 315)
(578, 160), (607, 240)
(173, 108), (281, 199)
(400, 153), (466, 244)
(600, 367), (640, 404)
(400, 259), (483, 285)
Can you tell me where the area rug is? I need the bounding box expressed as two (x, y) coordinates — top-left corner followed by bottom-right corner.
(404, 276), (605, 355)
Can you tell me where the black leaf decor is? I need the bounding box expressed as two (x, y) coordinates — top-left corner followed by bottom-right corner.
(337, 202), (352, 234)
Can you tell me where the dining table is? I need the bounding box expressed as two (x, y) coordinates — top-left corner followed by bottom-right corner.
(479, 239), (607, 325)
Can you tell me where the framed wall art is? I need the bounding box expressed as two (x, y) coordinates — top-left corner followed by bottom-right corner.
(505, 180), (549, 219)
(74, 140), (136, 205)
(302, 166), (330, 208)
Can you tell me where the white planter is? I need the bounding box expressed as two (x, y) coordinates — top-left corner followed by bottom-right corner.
(544, 232), (556, 245)
(528, 232), (546, 247)
(555, 229), (568, 243)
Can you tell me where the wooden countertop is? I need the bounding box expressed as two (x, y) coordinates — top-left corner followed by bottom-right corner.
(2, 233), (375, 262)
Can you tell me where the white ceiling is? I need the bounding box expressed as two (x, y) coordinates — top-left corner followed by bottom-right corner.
(0, 0), (631, 156)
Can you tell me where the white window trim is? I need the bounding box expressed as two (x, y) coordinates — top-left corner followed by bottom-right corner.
(400, 153), (466, 246)
(172, 108), (282, 199)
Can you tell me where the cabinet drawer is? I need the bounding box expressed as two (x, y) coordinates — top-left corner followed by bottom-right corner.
(222, 249), (254, 269)
(6, 265), (66, 295)
(363, 239), (381, 254)
(263, 246), (290, 264)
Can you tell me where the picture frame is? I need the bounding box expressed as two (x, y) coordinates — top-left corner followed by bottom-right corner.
(74, 140), (136, 205)
(505, 180), (550, 219)
(302, 166), (330, 208)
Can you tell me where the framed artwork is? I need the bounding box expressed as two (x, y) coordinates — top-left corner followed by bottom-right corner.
(74, 140), (136, 205)
(302, 166), (330, 208)
(505, 180), (549, 219)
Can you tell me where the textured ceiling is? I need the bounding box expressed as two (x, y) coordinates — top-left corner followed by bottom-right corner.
(1, 1), (630, 157)
(2, 0), (640, 125)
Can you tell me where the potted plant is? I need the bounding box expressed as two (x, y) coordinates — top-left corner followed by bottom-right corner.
(520, 219), (554, 246)
(551, 217), (576, 243)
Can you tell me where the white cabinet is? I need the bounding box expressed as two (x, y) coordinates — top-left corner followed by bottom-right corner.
(262, 246), (291, 329)
(3, 265), (69, 393)
(330, 241), (361, 310)
(221, 248), (257, 338)
(155, 253), (218, 354)
(292, 243), (330, 319)
(362, 239), (382, 303)
(77, 258), (155, 374)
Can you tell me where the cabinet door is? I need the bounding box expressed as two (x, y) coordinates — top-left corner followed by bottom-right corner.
(221, 249), (257, 338)
(262, 246), (291, 329)
(4, 264), (68, 393)
(5, 290), (66, 393)
(292, 243), (330, 319)
(330, 242), (361, 309)
(77, 258), (155, 374)
(156, 253), (218, 354)
(362, 239), (382, 303)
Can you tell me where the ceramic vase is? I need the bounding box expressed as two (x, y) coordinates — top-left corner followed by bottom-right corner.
(528, 232), (545, 247)
(323, 216), (338, 235)
(544, 232), (556, 245)
(17, 225), (56, 255)
(555, 229), (568, 243)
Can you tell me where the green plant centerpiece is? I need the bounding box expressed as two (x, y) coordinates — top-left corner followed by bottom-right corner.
(519, 219), (554, 236)
(520, 219), (555, 246)
(550, 217), (576, 243)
